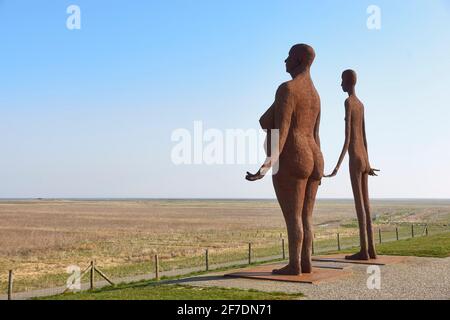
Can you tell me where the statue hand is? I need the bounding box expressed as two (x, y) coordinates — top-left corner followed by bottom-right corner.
(324, 168), (338, 178)
(369, 168), (380, 176)
(246, 170), (265, 182)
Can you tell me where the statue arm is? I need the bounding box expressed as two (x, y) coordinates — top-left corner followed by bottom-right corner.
(314, 109), (321, 149)
(336, 102), (352, 171)
(266, 84), (294, 169)
(326, 102), (351, 177)
(363, 109), (380, 176)
(362, 111), (369, 161)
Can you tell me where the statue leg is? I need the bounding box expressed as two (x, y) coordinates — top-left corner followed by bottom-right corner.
(300, 178), (320, 273)
(362, 173), (377, 259)
(272, 175), (308, 275)
(346, 169), (370, 260)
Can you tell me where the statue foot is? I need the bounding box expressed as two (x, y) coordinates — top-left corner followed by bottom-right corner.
(272, 264), (301, 276)
(345, 251), (370, 261)
(301, 261), (313, 274)
(369, 248), (378, 260)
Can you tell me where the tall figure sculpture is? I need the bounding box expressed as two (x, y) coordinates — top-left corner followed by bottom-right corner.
(246, 44), (324, 275)
(325, 70), (380, 260)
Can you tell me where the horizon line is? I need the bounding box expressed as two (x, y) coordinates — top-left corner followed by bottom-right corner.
(1, 197), (450, 201)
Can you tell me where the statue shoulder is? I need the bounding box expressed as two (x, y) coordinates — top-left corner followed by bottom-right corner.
(345, 96), (364, 111)
(278, 81), (295, 92)
(344, 97), (356, 109)
(276, 81), (295, 99)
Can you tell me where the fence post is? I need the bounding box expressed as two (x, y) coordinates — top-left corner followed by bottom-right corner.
(94, 266), (114, 286)
(205, 249), (209, 271)
(379, 228), (382, 244)
(248, 243), (252, 264)
(396, 227), (399, 241)
(282, 238), (286, 260)
(411, 225), (415, 238)
(89, 261), (95, 290)
(337, 233), (341, 251)
(426, 225), (429, 236)
(155, 255), (160, 281)
(7, 270), (13, 301)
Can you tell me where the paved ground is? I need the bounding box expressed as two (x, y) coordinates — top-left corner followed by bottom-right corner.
(180, 257), (450, 300)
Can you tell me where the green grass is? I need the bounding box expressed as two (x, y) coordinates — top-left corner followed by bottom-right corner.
(341, 232), (450, 258)
(376, 233), (450, 258)
(38, 284), (303, 300)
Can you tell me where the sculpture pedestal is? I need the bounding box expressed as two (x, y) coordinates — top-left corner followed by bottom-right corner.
(312, 254), (410, 266)
(225, 264), (351, 284)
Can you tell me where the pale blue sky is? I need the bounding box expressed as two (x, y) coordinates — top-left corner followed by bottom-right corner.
(0, 0), (449, 198)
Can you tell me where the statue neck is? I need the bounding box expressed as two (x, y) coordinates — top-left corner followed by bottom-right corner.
(290, 65), (310, 79)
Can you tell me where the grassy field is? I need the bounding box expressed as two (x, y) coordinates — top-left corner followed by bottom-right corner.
(377, 232), (450, 257)
(1, 199), (449, 293)
(335, 232), (450, 258)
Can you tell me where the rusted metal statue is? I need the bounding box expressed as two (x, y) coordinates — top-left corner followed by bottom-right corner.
(246, 44), (324, 275)
(325, 70), (380, 260)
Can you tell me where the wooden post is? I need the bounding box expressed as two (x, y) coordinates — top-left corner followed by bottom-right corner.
(282, 239), (286, 260)
(7, 270), (13, 301)
(396, 227), (399, 241)
(337, 233), (341, 251)
(89, 261), (95, 290)
(94, 267), (115, 286)
(426, 225), (429, 236)
(312, 239), (315, 255)
(411, 225), (415, 238)
(205, 249), (209, 271)
(379, 228), (382, 244)
(248, 243), (252, 264)
(155, 255), (160, 281)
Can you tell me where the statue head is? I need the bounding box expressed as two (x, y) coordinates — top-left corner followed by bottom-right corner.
(285, 44), (316, 76)
(341, 69), (357, 93)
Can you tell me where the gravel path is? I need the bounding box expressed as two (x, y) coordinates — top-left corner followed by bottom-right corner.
(181, 257), (450, 300)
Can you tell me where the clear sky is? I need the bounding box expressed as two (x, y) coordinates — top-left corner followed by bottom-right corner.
(1, 0), (449, 199)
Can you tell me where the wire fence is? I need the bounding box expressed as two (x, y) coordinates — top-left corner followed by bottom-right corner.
(1, 223), (448, 300)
